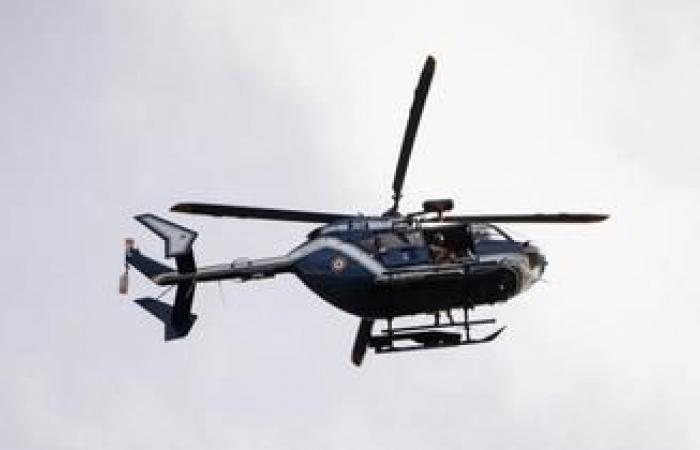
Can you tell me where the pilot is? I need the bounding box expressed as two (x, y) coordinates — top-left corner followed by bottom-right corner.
(429, 232), (455, 264)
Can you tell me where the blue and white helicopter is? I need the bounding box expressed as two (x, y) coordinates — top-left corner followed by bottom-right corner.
(120, 56), (607, 366)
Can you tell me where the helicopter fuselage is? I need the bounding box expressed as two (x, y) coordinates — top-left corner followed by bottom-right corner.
(291, 218), (546, 318)
(146, 216), (547, 319)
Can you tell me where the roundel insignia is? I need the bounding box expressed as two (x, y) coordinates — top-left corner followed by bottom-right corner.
(330, 255), (348, 273)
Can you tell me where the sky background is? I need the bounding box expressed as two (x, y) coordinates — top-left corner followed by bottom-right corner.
(1, 1), (699, 448)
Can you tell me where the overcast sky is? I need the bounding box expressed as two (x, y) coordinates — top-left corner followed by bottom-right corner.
(1, 1), (699, 449)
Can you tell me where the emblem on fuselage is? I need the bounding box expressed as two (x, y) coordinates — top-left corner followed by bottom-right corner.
(330, 255), (348, 273)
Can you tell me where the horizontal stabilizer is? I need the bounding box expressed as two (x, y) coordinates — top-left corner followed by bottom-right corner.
(126, 249), (174, 280)
(135, 297), (197, 341)
(135, 214), (198, 258)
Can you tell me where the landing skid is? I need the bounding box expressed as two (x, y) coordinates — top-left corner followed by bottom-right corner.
(371, 325), (505, 354)
(351, 308), (505, 366)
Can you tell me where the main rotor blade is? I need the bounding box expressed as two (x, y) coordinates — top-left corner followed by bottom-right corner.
(171, 202), (356, 224)
(431, 213), (609, 224)
(390, 55), (436, 212)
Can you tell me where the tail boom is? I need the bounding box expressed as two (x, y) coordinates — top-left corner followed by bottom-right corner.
(123, 213), (293, 340)
(151, 256), (292, 285)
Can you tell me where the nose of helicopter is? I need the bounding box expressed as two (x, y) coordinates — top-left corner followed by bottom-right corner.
(523, 244), (547, 284)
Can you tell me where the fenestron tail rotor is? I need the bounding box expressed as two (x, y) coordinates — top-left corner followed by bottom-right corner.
(387, 55), (436, 216)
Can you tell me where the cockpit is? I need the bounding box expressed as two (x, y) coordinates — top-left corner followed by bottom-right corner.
(313, 219), (523, 268)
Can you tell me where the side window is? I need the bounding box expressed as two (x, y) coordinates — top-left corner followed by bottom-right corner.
(404, 231), (425, 246)
(357, 232), (424, 255)
(471, 225), (508, 243)
(471, 224), (516, 254)
(357, 237), (378, 253)
(356, 233), (398, 253)
(376, 233), (406, 249)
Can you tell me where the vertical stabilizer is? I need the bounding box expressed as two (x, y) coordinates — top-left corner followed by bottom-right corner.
(129, 214), (200, 340)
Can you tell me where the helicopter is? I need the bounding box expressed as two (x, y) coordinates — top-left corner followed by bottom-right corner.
(120, 55), (608, 366)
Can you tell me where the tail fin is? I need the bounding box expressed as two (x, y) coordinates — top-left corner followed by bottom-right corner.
(126, 214), (200, 339)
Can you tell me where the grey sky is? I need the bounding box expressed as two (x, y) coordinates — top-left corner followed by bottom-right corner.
(1, 1), (699, 449)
